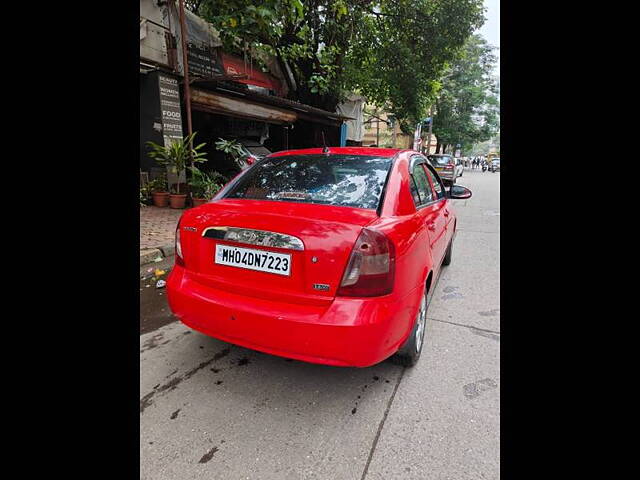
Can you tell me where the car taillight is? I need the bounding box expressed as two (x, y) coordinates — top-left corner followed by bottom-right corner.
(175, 226), (184, 267)
(337, 228), (395, 297)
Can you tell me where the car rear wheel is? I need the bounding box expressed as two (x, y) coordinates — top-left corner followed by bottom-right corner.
(394, 286), (428, 367)
(442, 240), (453, 266)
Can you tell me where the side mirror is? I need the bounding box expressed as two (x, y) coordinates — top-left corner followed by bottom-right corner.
(448, 185), (472, 200)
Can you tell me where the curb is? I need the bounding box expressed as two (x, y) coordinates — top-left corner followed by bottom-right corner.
(140, 244), (175, 266)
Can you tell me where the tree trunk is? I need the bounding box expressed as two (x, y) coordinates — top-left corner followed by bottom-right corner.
(436, 142), (441, 154)
(273, 47), (295, 99)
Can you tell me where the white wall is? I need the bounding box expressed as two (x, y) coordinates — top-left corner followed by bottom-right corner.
(140, 0), (170, 67)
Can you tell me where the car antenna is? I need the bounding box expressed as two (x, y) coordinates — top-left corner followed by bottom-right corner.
(321, 132), (329, 154)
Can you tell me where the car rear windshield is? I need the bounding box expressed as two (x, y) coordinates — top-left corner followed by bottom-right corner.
(427, 155), (453, 165)
(224, 154), (393, 209)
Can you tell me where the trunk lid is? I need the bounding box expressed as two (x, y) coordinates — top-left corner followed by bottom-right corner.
(178, 199), (378, 305)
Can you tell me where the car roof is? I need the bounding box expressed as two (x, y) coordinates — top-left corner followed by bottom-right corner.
(268, 147), (406, 158)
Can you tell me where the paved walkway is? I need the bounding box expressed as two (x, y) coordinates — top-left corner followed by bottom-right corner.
(140, 206), (183, 250)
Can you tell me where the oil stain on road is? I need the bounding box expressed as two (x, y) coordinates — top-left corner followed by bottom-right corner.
(140, 347), (231, 414)
(463, 378), (498, 399)
(198, 446), (219, 464)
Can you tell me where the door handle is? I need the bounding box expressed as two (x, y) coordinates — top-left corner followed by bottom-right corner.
(427, 223), (436, 231)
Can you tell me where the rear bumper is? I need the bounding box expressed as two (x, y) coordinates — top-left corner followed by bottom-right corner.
(167, 266), (419, 367)
(436, 170), (455, 180)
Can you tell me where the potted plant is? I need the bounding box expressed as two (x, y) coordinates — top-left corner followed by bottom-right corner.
(214, 138), (248, 170)
(146, 133), (207, 209)
(188, 166), (208, 207)
(189, 167), (226, 207)
(148, 173), (169, 207)
(140, 181), (153, 207)
(202, 170), (226, 202)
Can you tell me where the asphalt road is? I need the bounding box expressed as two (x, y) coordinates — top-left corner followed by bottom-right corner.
(140, 167), (500, 480)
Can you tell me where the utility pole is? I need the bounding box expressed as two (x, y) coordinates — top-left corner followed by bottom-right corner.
(427, 110), (433, 154)
(177, 0), (193, 201)
(391, 117), (397, 147)
(178, 0), (193, 141)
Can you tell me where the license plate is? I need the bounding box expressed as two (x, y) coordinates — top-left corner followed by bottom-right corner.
(215, 244), (291, 276)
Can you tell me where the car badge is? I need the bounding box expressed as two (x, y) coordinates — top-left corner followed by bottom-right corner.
(182, 226), (197, 232)
(313, 283), (330, 291)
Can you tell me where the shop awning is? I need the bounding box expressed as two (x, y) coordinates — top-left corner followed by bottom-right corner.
(191, 88), (297, 125)
(220, 53), (285, 96)
(189, 81), (354, 127)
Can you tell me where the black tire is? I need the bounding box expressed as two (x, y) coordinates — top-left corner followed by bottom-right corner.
(442, 240), (452, 266)
(394, 286), (428, 367)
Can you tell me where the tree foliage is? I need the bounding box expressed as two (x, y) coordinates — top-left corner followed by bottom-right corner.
(431, 34), (499, 153)
(188, 0), (485, 125)
(347, 0), (485, 130)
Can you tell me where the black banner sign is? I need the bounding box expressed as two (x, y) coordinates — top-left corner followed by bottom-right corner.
(158, 74), (183, 145)
(187, 43), (224, 78)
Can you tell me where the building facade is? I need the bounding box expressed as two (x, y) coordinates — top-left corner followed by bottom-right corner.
(140, 0), (350, 183)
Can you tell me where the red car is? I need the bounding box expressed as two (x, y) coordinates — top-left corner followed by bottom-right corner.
(167, 147), (471, 367)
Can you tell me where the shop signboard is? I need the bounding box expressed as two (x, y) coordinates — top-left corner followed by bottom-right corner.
(187, 43), (224, 78)
(158, 74), (183, 146)
(158, 74), (185, 184)
(184, 9), (224, 78)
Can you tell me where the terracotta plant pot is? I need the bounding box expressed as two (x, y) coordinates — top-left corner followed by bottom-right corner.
(192, 198), (208, 207)
(151, 192), (169, 208)
(169, 194), (187, 209)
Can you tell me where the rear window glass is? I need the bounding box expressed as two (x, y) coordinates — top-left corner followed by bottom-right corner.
(427, 155), (453, 165)
(225, 154), (393, 209)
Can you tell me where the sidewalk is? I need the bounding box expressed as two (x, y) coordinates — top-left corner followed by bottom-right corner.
(140, 206), (183, 264)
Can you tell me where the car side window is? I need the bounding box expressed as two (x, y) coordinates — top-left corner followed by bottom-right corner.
(411, 161), (434, 206)
(409, 177), (422, 205)
(424, 162), (445, 200)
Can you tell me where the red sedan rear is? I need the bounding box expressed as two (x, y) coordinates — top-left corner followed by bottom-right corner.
(167, 147), (471, 367)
